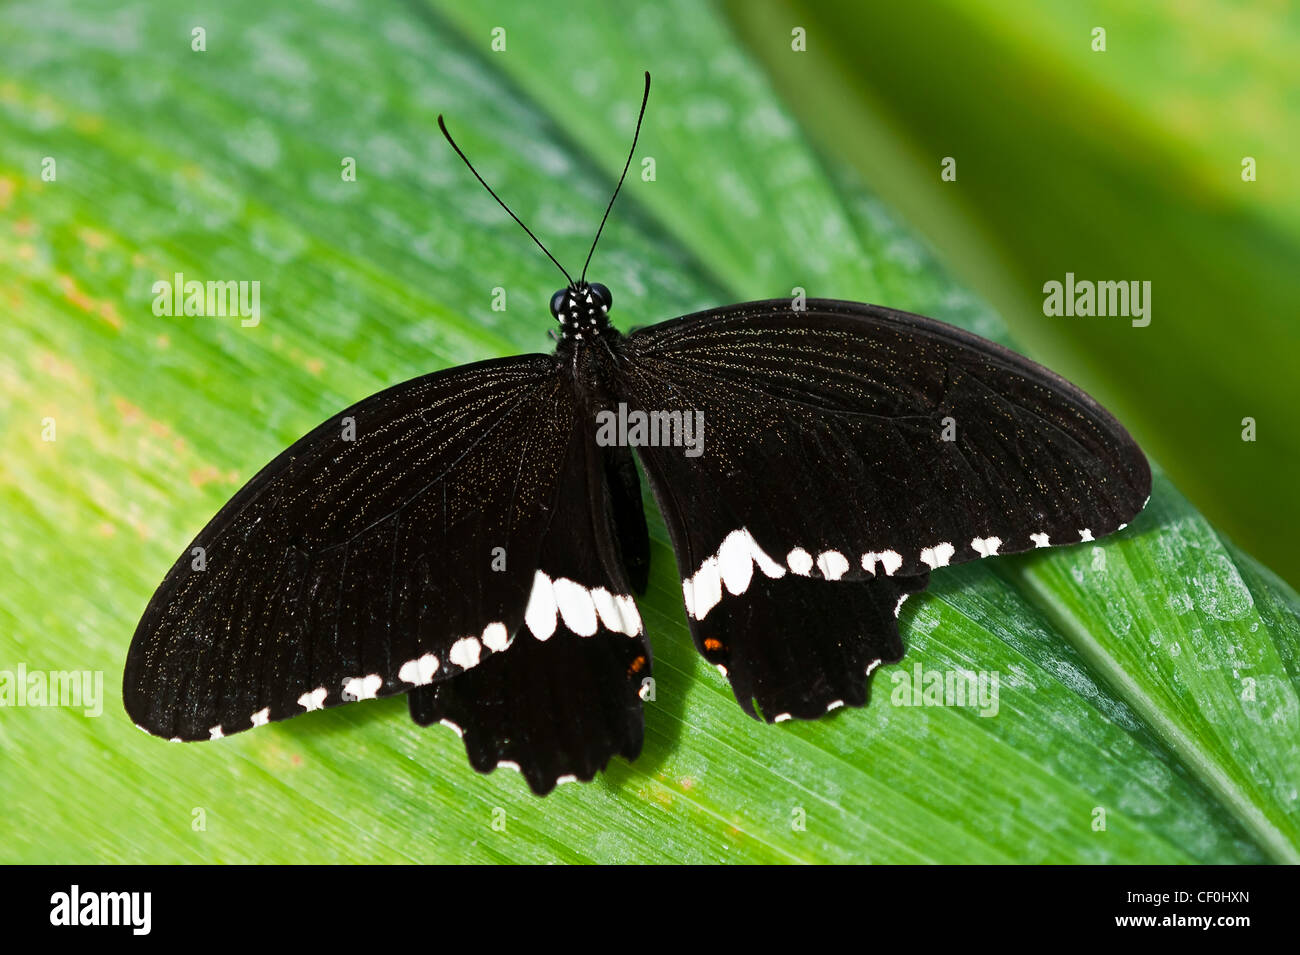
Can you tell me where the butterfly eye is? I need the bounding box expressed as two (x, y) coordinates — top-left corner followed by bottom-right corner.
(589, 283), (613, 312)
(549, 289), (569, 320)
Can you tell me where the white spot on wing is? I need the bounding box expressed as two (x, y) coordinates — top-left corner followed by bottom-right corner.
(879, 550), (903, 576)
(482, 622), (509, 652)
(1030, 532), (1050, 548)
(614, 594), (642, 635)
(826, 699), (844, 711)
(689, 556), (723, 619)
(553, 577), (599, 636)
(787, 547), (813, 576)
(816, 550), (849, 580)
(440, 718), (463, 738)
(1079, 528), (1094, 542)
(344, 673), (382, 700)
(591, 587), (623, 633)
(971, 536), (1002, 558)
(208, 725), (224, 740)
(718, 529), (755, 595)
(298, 687), (327, 711)
(747, 531), (787, 579)
(774, 713), (792, 723)
(450, 636), (482, 669)
(250, 707), (270, 727)
(399, 652), (440, 686)
(524, 570), (557, 640)
(866, 659), (883, 676)
(920, 541), (955, 569)
(684, 528), (786, 621)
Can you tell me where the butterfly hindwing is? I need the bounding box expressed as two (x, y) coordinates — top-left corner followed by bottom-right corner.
(619, 298), (1150, 720)
(408, 418), (651, 793)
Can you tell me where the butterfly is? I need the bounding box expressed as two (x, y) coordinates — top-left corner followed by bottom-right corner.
(125, 73), (1150, 794)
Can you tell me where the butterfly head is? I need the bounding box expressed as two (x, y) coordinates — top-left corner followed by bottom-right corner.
(550, 282), (613, 339)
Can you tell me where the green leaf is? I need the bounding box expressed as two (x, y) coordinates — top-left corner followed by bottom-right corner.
(0, 0), (1295, 863)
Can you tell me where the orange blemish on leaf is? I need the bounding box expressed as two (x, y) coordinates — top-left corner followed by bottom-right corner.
(112, 396), (143, 425)
(37, 351), (81, 385)
(189, 465), (224, 488)
(79, 227), (107, 249)
(57, 274), (96, 314)
(98, 301), (122, 330)
(113, 396), (184, 457)
(125, 513), (154, 541)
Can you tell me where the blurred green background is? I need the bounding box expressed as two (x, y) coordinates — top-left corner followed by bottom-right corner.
(1, 0), (1297, 864)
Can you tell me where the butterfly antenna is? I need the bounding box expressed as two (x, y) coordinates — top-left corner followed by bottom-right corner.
(438, 115), (576, 287)
(580, 71), (651, 284)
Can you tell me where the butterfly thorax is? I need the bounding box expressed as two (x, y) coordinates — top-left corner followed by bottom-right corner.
(551, 282), (616, 355)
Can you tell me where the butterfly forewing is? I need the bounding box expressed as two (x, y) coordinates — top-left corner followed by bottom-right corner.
(126, 355), (578, 741)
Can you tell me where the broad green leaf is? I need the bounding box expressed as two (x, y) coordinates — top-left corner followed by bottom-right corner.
(0, 0), (1295, 863)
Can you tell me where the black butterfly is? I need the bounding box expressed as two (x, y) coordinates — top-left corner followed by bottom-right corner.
(125, 73), (1150, 794)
